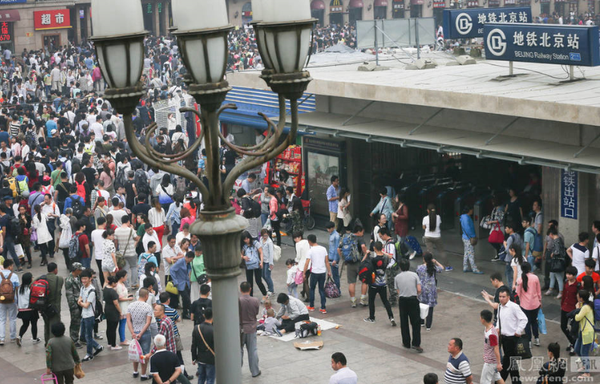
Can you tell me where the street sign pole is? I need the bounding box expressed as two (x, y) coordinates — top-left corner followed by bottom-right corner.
(374, 19), (379, 66)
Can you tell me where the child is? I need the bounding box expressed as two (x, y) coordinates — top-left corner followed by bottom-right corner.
(479, 309), (504, 384)
(263, 308), (282, 336)
(285, 258), (298, 299)
(260, 300), (272, 322)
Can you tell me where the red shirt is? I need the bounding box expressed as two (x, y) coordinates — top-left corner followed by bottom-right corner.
(576, 272), (600, 284)
(561, 280), (579, 312)
(78, 233), (90, 258)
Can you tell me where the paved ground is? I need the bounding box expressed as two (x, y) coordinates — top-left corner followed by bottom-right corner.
(0, 227), (594, 384)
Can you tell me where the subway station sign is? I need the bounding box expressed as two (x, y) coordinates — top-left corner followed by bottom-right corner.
(443, 7), (531, 39)
(484, 23), (600, 66)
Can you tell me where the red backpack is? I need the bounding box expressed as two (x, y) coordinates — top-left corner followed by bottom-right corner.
(76, 181), (86, 203)
(29, 276), (50, 311)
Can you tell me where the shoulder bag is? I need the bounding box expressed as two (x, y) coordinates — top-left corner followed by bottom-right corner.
(197, 324), (215, 356)
(115, 229), (132, 269)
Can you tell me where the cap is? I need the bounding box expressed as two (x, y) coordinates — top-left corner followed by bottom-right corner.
(3, 195), (12, 201)
(71, 262), (84, 271)
(50, 129), (57, 135)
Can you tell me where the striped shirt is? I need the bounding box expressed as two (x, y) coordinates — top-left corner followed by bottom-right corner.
(444, 351), (472, 384)
(483, 326), (499, 364)
(163, 304), (180, 337)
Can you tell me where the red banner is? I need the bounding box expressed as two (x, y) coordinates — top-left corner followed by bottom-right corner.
(34, 9), (71, 30)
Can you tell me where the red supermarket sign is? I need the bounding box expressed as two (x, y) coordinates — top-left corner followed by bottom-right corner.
(34, 9), (71, 30)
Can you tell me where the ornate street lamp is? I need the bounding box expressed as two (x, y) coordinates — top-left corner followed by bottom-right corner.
(90, 0), (314, 382)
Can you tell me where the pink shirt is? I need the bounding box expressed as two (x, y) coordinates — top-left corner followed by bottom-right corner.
(179, 216), (195, 231)
(516, 273), (542, 310)
(269, 196), (278, 221)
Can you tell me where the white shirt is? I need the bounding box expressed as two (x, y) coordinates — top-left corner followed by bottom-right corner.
(295, 239), (310, 271)
(422, 215), (442, 238)
(90, 122), (104, 141)
(591, 244), (600, 271)
(176, 231), (190, 247)
(510, 258), (523, 282)
(41, 201), (60, 217)
(497, 300), (528, 336)
(91, 229), (106, 260)
(109, 209), (127, 227)
(384, 239), (397, 269)
(307, 245), (328, 274)
(162, 244), (182, 276)
(329, 367), (358, 384)
(570, 243), (589, 276)
(143, 231), (162, 252)
(148, 207), (166, 228)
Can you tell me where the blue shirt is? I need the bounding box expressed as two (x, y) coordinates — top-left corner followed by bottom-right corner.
(460, 214), (476, 240)
(242, 240), (262, 270)
(46, 119), (57, 137)
(170, 258), (191, 291)
(326, 184), (338, 213)
(64, 194), (84, 210)
(0, 131), (8, 145)
(329, 230), (340, 262)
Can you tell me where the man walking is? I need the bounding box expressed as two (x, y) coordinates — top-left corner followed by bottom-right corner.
(479, 310), (505, 384)
(114, 216), (138, 287)
(44, 262), (64, 346)
(78, 269), (103, 361)
(65, 262), (84, 348)
(304, 234), (332, 314)
(380, 227), (399, 306)
(192, 307), (215, 384)
(170, 252), (194, 319)
(497, 286), (527, 384)
(395, 259), (423, 353)
(239, 281), (261, 378)
(326, 222), (341, 290)
(326, 176), (339, 227)
(444, 338), (474, 384)
(338, 225), (369, 308)
(0, 259), (19, 345)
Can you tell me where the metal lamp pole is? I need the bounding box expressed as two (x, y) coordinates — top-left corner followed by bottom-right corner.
(90, 3), (315, 382)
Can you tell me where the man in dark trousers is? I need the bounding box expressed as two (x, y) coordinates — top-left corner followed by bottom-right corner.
(44, 262), (64, 346)
(191, 307), (215, 384)
(394, 259), (423, 353)
(239, 281), (261, 378)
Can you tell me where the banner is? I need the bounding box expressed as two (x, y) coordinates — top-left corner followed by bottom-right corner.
(561, 170), (577, 219)
(34, 9), (71, 31)
(443, 7), (531, 39)
(484, 23), (600, 67)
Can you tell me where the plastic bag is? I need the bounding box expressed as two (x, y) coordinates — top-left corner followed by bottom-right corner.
(128, 339), (144, 363)
(538, 309), (547, 335)
(58, 226), (72, 249)
(273, 244), (282, 262)
(419, 303), (430, 320)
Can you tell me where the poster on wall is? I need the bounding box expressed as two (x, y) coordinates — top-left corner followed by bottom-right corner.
(560, 169), (577, 220)
(34, 9), (71, 30)
(307, 152), (340, 218)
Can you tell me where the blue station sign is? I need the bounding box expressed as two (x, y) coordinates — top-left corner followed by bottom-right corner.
(484, 23), (600, 67)
(443, 7), (531, 39)
(0, 0), (27, 3)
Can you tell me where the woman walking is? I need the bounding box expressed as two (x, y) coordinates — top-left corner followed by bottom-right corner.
(241, 231), (268, 301)
(17, 205), (32, 269)
(115, 269), (132, 346)
(260, 186), (271, 227)
(31, 204), (52, 266)
(486, 197), (505, 261)
(460, 206), (483, 274)
(504, 188), (524, 233)
(416, 253), (444, 330)
(510, 244), (526, 291)
(260, 229), (275, 295)
(156, 174), (174, 212)
(268, 187), (281, 247)
(103, 275), (122, 350)
(101, 229), (117, 287)
(148, 198), (167, 248)
(16, 272), (41, 345)
(574, 289), (594, 379)
(392, 195), (409, 245)
(337, 188), (351, 231)
(422, 204), (449, 271)
(515, 262), (542, 346)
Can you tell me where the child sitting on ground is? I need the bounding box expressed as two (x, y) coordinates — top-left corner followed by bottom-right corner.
(263, 308), (282, 336)
(260, 300), (272, 323)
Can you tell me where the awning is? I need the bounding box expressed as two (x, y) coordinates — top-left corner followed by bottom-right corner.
(311, 0), (326, 9)
(275, 111), (600, 175)
(0, 10), (20, 23)
(349, 0), (364, 7)
(374, 0), (389, 6)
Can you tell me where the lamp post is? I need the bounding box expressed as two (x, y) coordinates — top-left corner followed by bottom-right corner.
(90, 0), (314, 382)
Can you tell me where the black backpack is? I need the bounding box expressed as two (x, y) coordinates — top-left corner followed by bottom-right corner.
(134, 169), (150, 195)
(68, 196), (84, 219)
(358, 258), (375, 284)
(89, 287), (104, 323)
(242, 197), (262, 219)
(8, 216), (20, 238)
(114, 166), (127, 189)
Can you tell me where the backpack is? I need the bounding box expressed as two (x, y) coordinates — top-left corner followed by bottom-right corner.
(294, 267), (304, 285)
(533, 231), (543, 253)
(68, 196), (84, 219)
(340, 233), (360, 263)
(17, 178), (29, 195)
(68, 233), (83, 260)
(0, 272), (15, 304)
(134, 169), (150, 195)
(29, 276), (50, 311)
(358, 259), (375, 284)
(295, 321), (319, 338)
(75, 181), (86, 203)
(87, 287), (104, 323)
(242, 197), (261, 219)
(6, 177), (18, 198)
(114, 166), (127, 190)
(41, 185), (53, 196)
(8, 216), (20, 238)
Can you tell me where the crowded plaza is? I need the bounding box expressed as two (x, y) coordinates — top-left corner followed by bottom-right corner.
(0, 0), (598, 384)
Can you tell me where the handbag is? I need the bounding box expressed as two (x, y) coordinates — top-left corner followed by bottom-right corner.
(30, 228), (37, 242)
(115, 229), (133, 269)
(538, 309), (547, 335)
(470, 237), (478, 246)
(514, 335), (532, 359)
(198, 325), (215, 356)
(549, 255), (566, 273)
(166, 281), (179, 295)
(128, 339), (144, 363)
(488, 224), (504, 244)
(324, 276), (340, 298)
(74, 363), (85, 379)
(480, 215), (491, 229)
